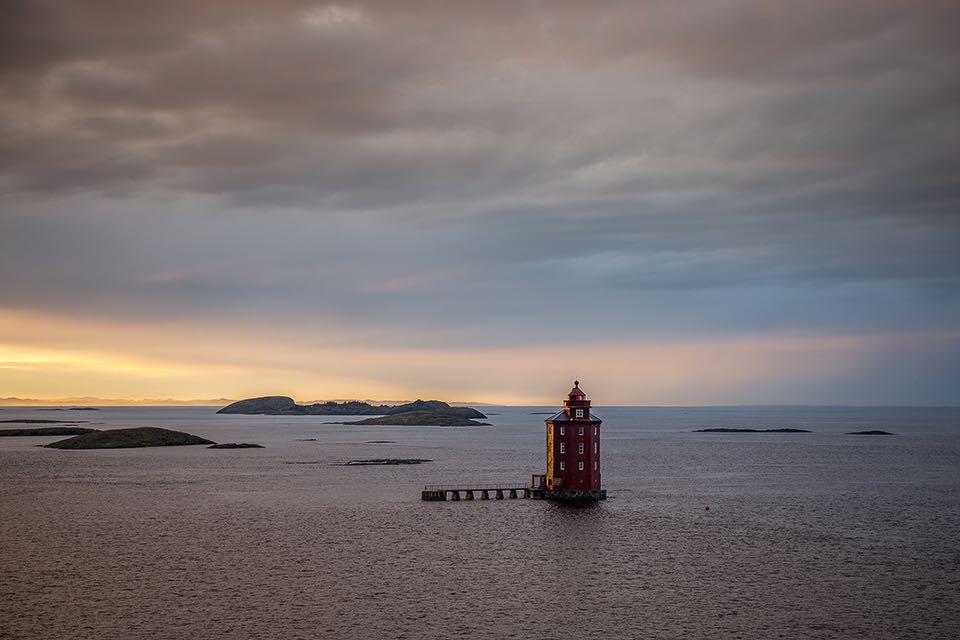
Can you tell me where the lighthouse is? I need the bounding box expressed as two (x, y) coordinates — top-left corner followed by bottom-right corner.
(422, 382), (607, 503)
(535, 381), (606, 501)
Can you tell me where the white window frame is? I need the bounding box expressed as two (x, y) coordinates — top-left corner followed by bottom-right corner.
(575, 409), (584, 418)
(594, 461), (598, 470)
(578, 426), (584, 435)
(578, 461), (584, 471)
(594, 442), (597, 454)
(559, 426), (565, 436)
(594, 426), (598, 436)
(578, 442), (584, 454)
(559, 442), (565, 454)
(559, 461), (565, 471)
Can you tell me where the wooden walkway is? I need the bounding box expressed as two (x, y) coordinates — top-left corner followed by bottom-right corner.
(421, 484), (532, 501)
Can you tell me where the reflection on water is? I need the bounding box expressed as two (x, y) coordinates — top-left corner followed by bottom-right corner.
(1, 405), (958, 639)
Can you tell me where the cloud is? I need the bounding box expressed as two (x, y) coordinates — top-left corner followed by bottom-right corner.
(2, 1), (956, 206)
(1, 1), (958, 401)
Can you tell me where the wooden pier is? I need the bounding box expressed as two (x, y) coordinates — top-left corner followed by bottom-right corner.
(421, 484), (532, 501)
(421, 476), (606, 502)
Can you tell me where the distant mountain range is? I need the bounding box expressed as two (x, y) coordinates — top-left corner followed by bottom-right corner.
(1, 396), (498, 408)
(0, 396), (234, 407)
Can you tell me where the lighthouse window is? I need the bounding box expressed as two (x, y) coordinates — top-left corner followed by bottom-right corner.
(559, 462), (565, 471)
(578, 442), (584, 454)
(559, 442), (565, 454)
(559, 427), (565, 436)
(594, 426), (597, 436)
(575, 409), (584, 418)
(594, 461), (598, 470)
(578, 426), (584, 435)
(579, 461), (584, 471)
(594, 442), (597, 454)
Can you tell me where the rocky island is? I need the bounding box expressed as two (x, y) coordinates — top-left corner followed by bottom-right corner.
(44, 427), (214, 449)
(217, 396), (487, 426)
(217, 396), (306, 414)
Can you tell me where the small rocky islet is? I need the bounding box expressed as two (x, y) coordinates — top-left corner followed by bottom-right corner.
(694, 428), (811, 433)
(43, 427), (214, 449)
(694, 428), (896, 435)
(208, 442), (264, 449)
(3, 425), (271, 449)
(344, 458), (431, 466)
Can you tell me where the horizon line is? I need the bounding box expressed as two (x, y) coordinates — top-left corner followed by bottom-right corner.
(1, 397), (958, 410)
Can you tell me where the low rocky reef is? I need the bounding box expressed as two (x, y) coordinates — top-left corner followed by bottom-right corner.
(341, 411), (488, 426)
(694, 428), (811, 433)
(217, 396), (486, 420)
(0, 419), (92, 424)
(44, 427), (213, 449)
(847, 430), (894, 435)
(1, 426), (99, 437)
(344, 458), (431, 465)
(208, 442), (264, 449)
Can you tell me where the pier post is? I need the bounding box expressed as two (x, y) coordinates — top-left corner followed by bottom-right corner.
(481, 490), (489, 500)
(465, 490), (474, 500)
(509, 489), (518, 499)
(495, 489), (504, 499)
(450, 490), (460, 501)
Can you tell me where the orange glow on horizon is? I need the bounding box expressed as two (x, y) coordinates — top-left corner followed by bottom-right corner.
(1, 309), (957, 406)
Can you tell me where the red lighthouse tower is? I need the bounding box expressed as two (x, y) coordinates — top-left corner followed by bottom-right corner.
(536, 381), (606, 501)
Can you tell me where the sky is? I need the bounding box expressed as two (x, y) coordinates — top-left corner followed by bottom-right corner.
(1, 0), (959, 405)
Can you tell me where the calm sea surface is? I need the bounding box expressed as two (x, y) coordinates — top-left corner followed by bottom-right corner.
(1, 405), (958, 639)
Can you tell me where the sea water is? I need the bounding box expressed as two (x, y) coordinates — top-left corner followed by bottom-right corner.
(1, 405), (958, 639)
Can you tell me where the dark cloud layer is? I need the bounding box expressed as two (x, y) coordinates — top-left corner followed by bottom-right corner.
(1, 1), (959, 401)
